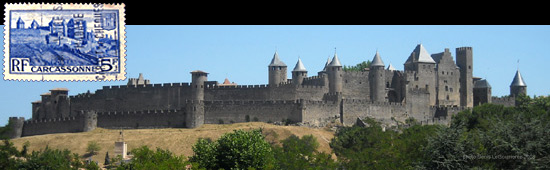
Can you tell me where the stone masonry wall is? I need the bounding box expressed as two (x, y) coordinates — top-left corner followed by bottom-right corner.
(96, 109), (186, 129)
(21, 112), (95, 137)
(204, 100), (302, 124)
(70, 83), (193, 115)
(342, 71), (370, 100)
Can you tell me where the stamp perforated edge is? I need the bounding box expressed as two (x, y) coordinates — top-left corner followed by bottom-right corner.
(3, 3), (126, 81)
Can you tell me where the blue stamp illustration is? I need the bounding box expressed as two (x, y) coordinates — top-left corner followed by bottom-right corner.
(4, 3), (126, 81)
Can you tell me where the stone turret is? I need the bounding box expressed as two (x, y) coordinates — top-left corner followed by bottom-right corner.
(127, 73), (150, 86)
(268, 51), (287, 87)
(510, 69), (527, 97)
(191, 70), (208, 101)
(456, 47), (474, 107)
(327, 52), (343, 94)
(82, 110), (97, 132)
(7, 117), (25, 139)
(473, 79), (492, 106)
(188, 70), (207, 128)
(292, 58), (307, 86)
(369, 51), (386, 102)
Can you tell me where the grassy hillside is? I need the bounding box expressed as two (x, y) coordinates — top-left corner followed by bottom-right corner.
(10, 122), (335, 162)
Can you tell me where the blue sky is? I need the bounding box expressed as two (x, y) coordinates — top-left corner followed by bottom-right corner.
(1, 25), (549, 125)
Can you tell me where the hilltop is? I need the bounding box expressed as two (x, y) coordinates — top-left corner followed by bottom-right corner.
(9, 122), (335, 161)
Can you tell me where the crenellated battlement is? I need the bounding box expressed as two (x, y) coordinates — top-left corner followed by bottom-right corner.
(456, 47), (473, 51)
(206, 84), (269, 89)
(343, 99), (404, 106)
(298, 84), (325, 89)
(98, 109), (182, 116)
(303, 75), (325, 81)
(430, 105), (467, 111)
(102, 82), (192, 90)
(204, 100), (299, 105)
(24, 116), (79, 124)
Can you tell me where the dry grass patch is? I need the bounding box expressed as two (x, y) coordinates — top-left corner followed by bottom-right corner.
(10, 122), (335, 162)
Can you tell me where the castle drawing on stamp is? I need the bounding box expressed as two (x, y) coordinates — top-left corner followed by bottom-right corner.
(3, 3), (126, 81)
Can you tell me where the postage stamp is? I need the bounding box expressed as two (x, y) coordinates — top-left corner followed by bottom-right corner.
(3, 3), (126, 81)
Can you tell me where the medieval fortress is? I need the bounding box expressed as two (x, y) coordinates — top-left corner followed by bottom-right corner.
(7, 44), (528, 139)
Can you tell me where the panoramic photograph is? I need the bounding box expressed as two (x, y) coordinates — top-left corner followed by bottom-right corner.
(1, 7), (549, 170)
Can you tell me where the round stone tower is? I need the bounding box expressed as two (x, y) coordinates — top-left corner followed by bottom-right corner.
(8, 117), (25, 139)
(268, 51), (287, 87)
(190, 70), (208, 101)
(510, 69), (527, 97)
(292, 58), (307, 86)
(369, 51), (386, 102)
(327, 52), (343, 94)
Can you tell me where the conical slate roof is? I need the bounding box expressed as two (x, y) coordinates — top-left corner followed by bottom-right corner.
(406, 44), (436, 64)
(292, 58), (307, 72)
(474, 79), (491, 88)
(371, 51), (385, 67)
(328, 53), (342, 67)
(322, 57), (332, 71)
(510, 70), (527, 87)
(386, 63), (396, 71)
(268, 51), (287, 67)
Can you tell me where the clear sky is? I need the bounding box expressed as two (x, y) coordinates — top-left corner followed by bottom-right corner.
(1, 25), (549, 125)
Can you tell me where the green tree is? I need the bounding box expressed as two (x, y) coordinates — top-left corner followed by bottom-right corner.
(20, 141), (30, 157)
(273, 134), (336, 170)
(191, 129), (275, 169)
(0, 140), (20, 170)
(0, 122), (12, 140)
(86, 141), (101, 157)
(330, 118), (400, 169)
(343, 60), (371, 71)
(118, 146), (190, 170)
(190, 138), (217, 169)
(21, 146), (80, 170)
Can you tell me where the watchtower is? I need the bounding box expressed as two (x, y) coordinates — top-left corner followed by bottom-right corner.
(327, 52), (343, 94)
(187, 71), (207, 128)
(510, 69), (527, 97)
(7, 117), (25, 139)
(268, 51), (287, 87)
(456, 47), (474, 107)
(191, 70), (208, 101)
(292, 58), (307, 86)
(369, 51), (386, 102)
